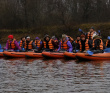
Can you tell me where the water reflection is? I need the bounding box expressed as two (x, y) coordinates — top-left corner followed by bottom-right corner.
(0, 58), (110, 93)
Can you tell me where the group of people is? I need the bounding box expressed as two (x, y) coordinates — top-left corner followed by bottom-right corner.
(4, 27), (110, 53)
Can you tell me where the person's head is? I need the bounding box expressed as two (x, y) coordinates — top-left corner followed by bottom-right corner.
(76, 35), (80, 40)
(8, 35), (13, 41)
(35, 37), (40, 42)
(90, 26), (95, 32)
(26, 36), (31, 41)
(21, 37), (25, 42)
(51, 36), (56, 41)
(62, 34), (67, 41)
(44, 34), (50, 41)
(81, 34), (85, 41)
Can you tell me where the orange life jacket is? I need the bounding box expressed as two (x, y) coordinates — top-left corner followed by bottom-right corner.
(79, 39), (89, 51)
(92, 39), (103, 50)
(19, 41), (23, 47)
(43, 39), (54, 49)
(35, 40), (41, 48)
(61, 40), (68, 50)
(75, 40), (80, 44)
(87, 31), (95, 40)
(24, 41), (33, 49)
(8, 39), (16, 49)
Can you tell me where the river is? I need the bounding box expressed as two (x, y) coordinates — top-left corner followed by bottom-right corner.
(0, 58), (110, 93)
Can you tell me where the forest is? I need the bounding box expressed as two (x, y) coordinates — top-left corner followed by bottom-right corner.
(0, 0), (110, 42)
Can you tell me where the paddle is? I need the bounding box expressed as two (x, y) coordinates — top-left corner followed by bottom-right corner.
(104, 48), (110, 53)
(87, 50), (93, 55)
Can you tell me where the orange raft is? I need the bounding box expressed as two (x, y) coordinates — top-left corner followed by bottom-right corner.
(42, 52), (64, 58)
(0, 52), (4, 57)
(76, 52), (110, 61)
(25, 52), (43, 58)
(64, 52), (76, 59)
(3, 51), (25, 58)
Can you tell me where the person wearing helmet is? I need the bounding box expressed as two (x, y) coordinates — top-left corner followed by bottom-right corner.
(57, 34), (73, 52)
(22, 36), (36, 51)
(5, 35), (21, 51)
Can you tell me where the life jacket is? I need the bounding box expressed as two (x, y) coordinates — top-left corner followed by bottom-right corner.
(106, 40), (110, 47)
(8, 39), (16, 49)
(75, 40), (80, 44)
(79, 39), (89, 51)
(35, 40), (41, 48)
(61, 40), (69, 50)
(43, 39), (54, 49)
(87, 31), (95, 40)
(92, 39), (103, 50)
(19, 40), (23, 47)
(24, 41), (33, 50)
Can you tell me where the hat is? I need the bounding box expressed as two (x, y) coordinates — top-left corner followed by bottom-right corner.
(93, 35), (102, 39)
(8, 35), (13, 39)
(26, 36), (30, 39)
(91, 26), (95, 30)
(80, 34), (85, 38)
(62, 34), (66, 38)
(35, 37), (40, 40)
(44, 34), (50, 38)
(52, 36), (56, 39)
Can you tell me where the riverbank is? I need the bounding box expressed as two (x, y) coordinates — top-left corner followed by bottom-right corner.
(0, 22), (110, 43)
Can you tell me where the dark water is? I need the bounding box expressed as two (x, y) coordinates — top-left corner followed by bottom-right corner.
(0, 58), (110, 93)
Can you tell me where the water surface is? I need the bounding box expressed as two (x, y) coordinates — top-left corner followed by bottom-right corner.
(0, 58), (110, 93)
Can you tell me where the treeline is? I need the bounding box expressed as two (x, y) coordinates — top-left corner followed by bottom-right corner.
(0, 0), (110, 29)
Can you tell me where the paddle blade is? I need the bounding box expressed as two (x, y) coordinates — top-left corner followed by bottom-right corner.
(87, 50), (93, 55)
(104, 48), (110, 53)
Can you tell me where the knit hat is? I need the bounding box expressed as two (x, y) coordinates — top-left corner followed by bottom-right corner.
(44, 34), (50, 38)
(80, 34), (85, 38)
(91, 26), (95, 30)
(93, 35), (102, 39)
(62, 34), (66, 38)
(26, 36), (30, 39)
(8, 35), (13, 39)
(52, 36), (56, 40)
(35, 37), (40, 40)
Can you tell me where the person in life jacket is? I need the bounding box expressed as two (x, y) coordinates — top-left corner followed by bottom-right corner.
(22, 36), (36, 51)
(87, 27), (97, 40)
(92, 35), (104, 50)
(34, 37), (42, 49)
(106, 36), (110, 48)
(78, 34), (90, 52)
(18, 37), (26, 48)
(5, 35), (21, 50)
(51, 36), (59, 49)
(38, 35), (58, 51)
(73, 35), (81, 51)
(57, 34), (73, 52)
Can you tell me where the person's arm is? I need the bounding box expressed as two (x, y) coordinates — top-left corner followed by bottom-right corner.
(67, 41), (73, 52)
(14, 41), (21, 50)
